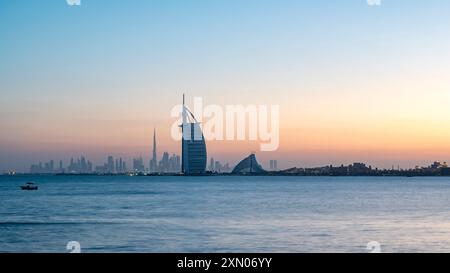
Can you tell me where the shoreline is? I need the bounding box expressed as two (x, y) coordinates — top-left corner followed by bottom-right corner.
(1, 173), (450, 177)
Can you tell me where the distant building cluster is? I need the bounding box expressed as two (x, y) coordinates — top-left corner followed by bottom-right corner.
(68, 157), (93, 173)
(157, 152), (181, 173)
(429, 161), (448, 170)
(148, 130), (182, 173)
(30, 159), (68, 174)
(95, 156), (127, 174)
(208, 158), (231, 173)
(30, 160), (59, 174)
(278, 161), (450, 176)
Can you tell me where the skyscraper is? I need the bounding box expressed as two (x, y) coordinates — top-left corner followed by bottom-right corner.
(133, 157), (145, 173)
(107, 156), (114, 173)
(169, 154), (181, 173)
(181, 94), (207, 175)
(269, 160), (278, 171)
(209, 158), (215, 172)
(49, 160), (54, 173)
(150, 129), (158, 173)
(214, 160), (222, 173)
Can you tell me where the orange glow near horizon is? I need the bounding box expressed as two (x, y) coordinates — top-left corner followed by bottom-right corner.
(2, 80), (450, 170)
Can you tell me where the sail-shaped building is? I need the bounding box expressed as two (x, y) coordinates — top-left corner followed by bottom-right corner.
(232, 154), (266, 174)
(181, 95), (207, 175)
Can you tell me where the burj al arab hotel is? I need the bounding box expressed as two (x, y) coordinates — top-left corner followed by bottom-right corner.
(181, 95), (207, 175)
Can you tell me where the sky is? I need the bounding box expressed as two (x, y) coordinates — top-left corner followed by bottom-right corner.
(1, 0), (450, 172)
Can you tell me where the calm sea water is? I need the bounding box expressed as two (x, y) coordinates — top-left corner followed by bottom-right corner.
(1, 175), (450, 253)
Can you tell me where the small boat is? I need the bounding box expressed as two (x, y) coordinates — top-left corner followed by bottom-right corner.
(21, 182), (38, 191)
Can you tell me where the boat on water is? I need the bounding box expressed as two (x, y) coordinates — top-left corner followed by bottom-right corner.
(20, 182), (38, 191)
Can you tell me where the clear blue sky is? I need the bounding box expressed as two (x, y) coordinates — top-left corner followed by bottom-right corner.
(1, 0), (450, 171)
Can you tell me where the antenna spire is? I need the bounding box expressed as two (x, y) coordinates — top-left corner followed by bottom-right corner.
(182, 93), (187, 125)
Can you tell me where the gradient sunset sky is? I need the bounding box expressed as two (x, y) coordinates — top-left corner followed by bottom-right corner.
(1, 0), (450, 171)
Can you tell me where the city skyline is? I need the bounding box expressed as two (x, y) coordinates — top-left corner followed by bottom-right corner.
(24, 126), (231, 174)
(25, 154), (234, 175)
(2, 1), (450, 171)
(20, 152), (450, 176)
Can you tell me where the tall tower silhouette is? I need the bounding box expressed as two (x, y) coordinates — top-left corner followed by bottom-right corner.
(150, 128), (158, 173)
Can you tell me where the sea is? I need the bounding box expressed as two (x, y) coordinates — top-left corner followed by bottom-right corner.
(1, 175), (450, 253)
